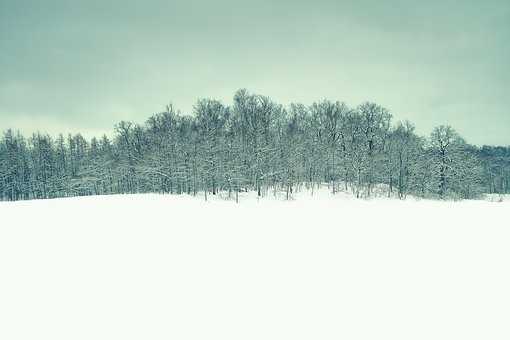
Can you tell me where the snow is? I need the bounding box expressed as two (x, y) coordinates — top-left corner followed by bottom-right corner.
(1, 188), (509, 340)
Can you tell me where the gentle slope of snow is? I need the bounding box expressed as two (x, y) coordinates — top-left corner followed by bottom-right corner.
(1, 189), (509, 340)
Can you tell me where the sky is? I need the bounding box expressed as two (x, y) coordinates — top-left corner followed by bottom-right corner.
(0, 0), (509, 146)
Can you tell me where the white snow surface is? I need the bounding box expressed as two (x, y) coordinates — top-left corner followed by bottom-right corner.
(0, 188), (509, 340)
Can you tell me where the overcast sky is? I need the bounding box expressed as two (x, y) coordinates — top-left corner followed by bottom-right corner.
(1, 0), (509, 145)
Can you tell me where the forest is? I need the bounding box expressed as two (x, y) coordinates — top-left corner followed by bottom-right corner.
(1, 89), (509, 202)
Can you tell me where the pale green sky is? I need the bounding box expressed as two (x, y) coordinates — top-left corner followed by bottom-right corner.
(1, 0), (509, 145)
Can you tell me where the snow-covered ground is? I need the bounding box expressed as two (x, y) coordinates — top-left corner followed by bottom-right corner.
(1, 188), (509, 340)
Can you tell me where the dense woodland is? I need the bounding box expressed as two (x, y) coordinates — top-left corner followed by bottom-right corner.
(1, 89), (509, 202)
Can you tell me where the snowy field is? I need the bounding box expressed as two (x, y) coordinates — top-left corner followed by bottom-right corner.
(0, 188), (509, 340)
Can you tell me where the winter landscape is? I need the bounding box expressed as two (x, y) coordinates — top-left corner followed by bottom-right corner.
(1, 85), (509, 340)
(2, 0), (509, 339)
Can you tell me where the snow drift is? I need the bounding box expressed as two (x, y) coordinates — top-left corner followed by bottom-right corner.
(0, 189), (509, 340)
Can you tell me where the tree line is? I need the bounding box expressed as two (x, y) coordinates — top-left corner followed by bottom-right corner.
(1, 89), (508, 202)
